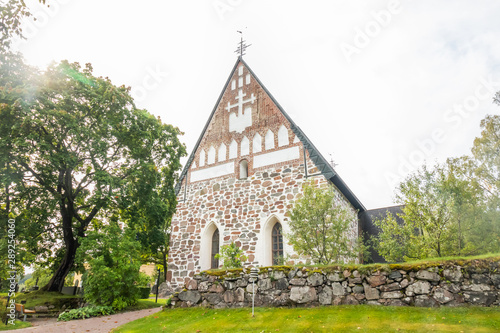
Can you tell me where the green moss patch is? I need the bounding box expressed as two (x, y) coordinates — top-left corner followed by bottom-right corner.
(197, 254), (500, 280)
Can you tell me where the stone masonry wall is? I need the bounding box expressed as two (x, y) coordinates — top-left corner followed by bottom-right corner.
(169, 258), (500, 308)
(167, 157), (359, 290)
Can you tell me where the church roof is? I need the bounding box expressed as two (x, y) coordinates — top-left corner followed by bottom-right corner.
(175, 57), (366, 212)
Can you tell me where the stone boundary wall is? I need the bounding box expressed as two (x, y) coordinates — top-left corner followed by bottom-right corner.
(169, 258), (500, 308)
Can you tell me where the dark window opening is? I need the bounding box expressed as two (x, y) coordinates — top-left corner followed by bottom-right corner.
(211, 229), (219, 269)
(272, 223), (283, 265)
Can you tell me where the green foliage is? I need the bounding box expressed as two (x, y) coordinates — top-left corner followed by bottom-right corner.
(138, 287), (150, 299)
(0, 0), (40, 52)
(273, 254), (290, 266)
(472, 114), (500, 200)
(374, 212), (423, 262)
(470, 114), (500, 249)
(0, 297), (6, 325)
(57, 305), (115, 321)
(64, 272), (76, 287)
(77, 222), (143, 310)
(0, 56), (185, 291)
(137, 272), (152, 287)
(374, 162), (492, 261)
(287, 181), (357, 265)
(375, 100), (500, 262)
(0, 319), (32, 331)
(214, 242), (247, 268)
(356, 233), (372, 264)
(23, 266), (52, 290)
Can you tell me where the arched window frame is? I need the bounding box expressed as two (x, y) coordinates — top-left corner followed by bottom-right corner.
(256, 214), (286, 266)
(200, 222), (223, 271)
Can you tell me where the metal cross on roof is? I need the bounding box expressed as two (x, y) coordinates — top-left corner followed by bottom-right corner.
(235, 30), (251, 57)
(329, 153), (339, 169)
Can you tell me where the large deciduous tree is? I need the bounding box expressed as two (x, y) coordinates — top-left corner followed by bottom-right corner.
(0, 60), (185, 292)
(375, 158), (498, 262)
(287, 181), (357, 265)
(0, 50), (40, 290)
(375, 93), (500, 262)
(0, 0), (45, 52)
(472, 114), (500, 206)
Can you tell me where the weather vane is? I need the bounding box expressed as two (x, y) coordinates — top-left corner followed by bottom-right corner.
(235, 30), (251, 58)
(329, 153), (339, 169)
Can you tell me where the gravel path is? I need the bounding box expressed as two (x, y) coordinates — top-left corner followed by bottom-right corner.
(13, 307), (162, 333)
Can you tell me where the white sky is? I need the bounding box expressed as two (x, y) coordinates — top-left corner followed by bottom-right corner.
(12, 0), (500, 210)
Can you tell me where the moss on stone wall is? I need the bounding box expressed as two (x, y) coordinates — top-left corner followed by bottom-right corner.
(197, 254), (500, 280)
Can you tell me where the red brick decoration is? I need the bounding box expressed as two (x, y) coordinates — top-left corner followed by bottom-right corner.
(167, 59), (358, 290)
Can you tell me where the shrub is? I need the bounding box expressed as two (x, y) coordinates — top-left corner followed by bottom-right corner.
(58, 305), (115, 321)
(138, 287), (150, 299)
(215, 242), (247, 268)
(76, 222), (142, 310)
(0, 298), (7, 323)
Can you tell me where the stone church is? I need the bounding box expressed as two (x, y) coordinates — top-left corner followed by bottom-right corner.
(167, 56), (371, 290)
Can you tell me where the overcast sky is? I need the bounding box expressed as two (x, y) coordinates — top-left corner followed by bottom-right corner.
(13, 0), (500, 209)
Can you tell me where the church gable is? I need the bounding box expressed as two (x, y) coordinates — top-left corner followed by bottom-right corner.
(188, 59), (299, 184)
(167, 56), (364, 290)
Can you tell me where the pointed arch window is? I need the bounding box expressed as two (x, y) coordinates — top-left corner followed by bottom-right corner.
(211, 229), (220, 269)
(272, 223), (283, 265)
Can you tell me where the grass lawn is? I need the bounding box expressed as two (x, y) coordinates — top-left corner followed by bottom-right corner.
(124, 299), (164, 311)
(0, 320), (32, 331)
(112, 305), (500, 333)
(0, 297), (32, 331)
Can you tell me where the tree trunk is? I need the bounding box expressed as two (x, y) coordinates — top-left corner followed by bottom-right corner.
(44, 200), (78, 292)
(44, 239), (78, 292)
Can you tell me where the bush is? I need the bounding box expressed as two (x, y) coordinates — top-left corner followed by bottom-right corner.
(138, 287), (150, 299)
(76, 222), (142, 310)
(0, 298), (7, 323)
(58, 305), (115, 321)
(137, 272), (152, 286)
(215, 242), (247, 268)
